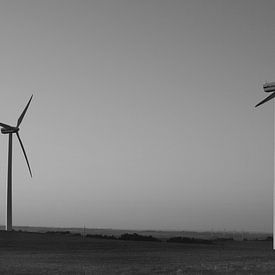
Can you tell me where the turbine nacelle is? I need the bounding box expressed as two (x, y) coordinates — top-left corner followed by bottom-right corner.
(1, 127), (19, 134)
(263, 82), (275, 93)
(255, 83), (275, 108)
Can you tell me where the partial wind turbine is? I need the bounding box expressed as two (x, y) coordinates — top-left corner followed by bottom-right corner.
(255, 82), (275, 107)
(0, 95), (33, 231)
(255, 82), (275, 250)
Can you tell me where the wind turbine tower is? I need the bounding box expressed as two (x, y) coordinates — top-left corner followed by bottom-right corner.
(255, 82), (275, 249)
(0, 95), (33, 231)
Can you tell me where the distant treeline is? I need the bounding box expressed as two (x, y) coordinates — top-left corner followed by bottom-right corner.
(14, 230), (272, 243)
(167, 237), (213, 244)
(80, 232), (160, 242)
(43, 231), (210, 243)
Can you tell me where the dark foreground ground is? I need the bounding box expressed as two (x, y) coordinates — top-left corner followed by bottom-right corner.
(0, 231), (274, 274)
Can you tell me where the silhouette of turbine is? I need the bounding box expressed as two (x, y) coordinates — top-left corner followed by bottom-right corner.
(255, 82), (275, 107)
(255, 82), (275, 250)
(0, 95), (33, 231)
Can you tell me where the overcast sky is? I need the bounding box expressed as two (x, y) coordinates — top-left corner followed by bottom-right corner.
(0, 0), (274, 232)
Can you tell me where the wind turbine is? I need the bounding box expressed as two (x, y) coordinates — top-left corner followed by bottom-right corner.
(0, 95), (33, 231)
(255, 82), (275, 107)
(255, 82), (275, 249)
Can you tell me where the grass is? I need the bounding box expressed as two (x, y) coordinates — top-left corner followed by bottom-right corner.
(0, 231), (274, 274)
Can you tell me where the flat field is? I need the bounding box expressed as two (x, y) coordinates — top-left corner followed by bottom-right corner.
(0, 231), (274, 274)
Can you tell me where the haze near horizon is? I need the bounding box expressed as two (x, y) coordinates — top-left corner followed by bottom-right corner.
(0, 0), (274, 233)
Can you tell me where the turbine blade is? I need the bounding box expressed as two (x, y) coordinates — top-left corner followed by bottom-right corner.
(255, 92), (275, 108)
(17, 95), (33, 127)
(16, 132), (32, 177)
(0, 122), (13, 129)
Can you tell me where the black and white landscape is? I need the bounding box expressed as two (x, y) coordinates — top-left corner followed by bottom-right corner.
(0, 0), (274, 273)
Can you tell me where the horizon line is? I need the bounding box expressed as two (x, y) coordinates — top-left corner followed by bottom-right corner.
(0, 225), (271, 235)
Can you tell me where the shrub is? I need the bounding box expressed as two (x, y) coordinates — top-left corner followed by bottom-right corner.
(167, 237), (213, 244)
(85, 234), (117, 240)
(119, 233), (161, 242)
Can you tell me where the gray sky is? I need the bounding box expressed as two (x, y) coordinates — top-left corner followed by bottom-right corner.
(0, 0), (274, 232)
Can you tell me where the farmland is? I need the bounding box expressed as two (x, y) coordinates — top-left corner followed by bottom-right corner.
(0, 231), (274, 274)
